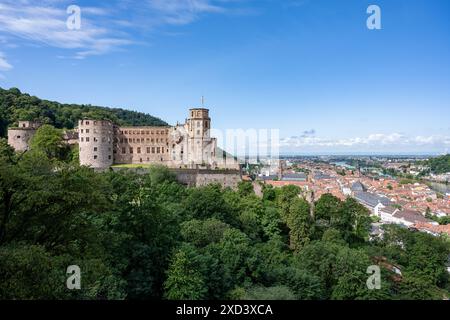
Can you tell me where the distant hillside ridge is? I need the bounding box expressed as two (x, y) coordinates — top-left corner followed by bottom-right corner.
(0, 87), (168, 137)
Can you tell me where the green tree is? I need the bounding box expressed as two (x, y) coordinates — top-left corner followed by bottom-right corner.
(237, 181), (254, 197)
(164, 249), (207, 300)
(240, 285), (296, 300)
(285, 198), (313, 252)
(180, 218), (230, 247)
(29, 124), (69, 160)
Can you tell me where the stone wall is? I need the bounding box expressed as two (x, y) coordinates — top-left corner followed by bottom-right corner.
(171, 168), (242, 188)
(111, 167), (242, 188)
(7, 128), (36, 152)
(113, 126), (171, 165)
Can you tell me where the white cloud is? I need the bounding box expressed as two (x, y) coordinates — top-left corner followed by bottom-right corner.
(280, 133), (450, 152)
(146, 0), (227, 25)
(0, 2), (134, 59)
(0, 0), (248, 59)
(0, 52), (13, 71)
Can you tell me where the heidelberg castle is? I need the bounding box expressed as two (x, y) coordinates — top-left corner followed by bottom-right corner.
(7, 108), (240, 171)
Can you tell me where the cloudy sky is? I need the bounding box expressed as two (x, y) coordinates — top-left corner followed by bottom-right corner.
(0, 0), (449, 154)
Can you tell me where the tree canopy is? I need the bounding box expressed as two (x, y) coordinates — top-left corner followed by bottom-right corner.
(0, 139), (449, 300)
(0, 87), (167, 137)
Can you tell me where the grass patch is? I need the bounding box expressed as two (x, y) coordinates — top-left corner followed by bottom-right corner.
(112, 164), (153, 169)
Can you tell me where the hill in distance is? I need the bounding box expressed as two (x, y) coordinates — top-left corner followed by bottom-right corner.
(0, 87), (168, 137)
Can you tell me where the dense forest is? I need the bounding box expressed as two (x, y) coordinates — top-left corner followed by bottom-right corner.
(0, 126), (449, 300)
(427, 154), (450, 175)
(0, 87), (167, 137)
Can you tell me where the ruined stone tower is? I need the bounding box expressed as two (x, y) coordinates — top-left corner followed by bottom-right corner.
(78, 119), (114, 169)
(7, 121), (42, 152)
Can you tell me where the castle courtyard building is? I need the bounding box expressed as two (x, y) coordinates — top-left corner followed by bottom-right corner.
(7, 108), (241, 187)
(78, 108), (238, 170)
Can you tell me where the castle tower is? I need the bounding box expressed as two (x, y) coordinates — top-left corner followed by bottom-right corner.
(186, 108), (214, 167)
(78, 119), (114, 169)
(7, 120), (42, 152)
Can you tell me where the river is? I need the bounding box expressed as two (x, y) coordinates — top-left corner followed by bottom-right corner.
(428, 182), (450, 195)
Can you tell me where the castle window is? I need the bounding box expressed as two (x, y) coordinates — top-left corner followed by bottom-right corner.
(146, 147), (150, 153)
(86, 129), (90, 133)
(146, 138), (150, 142)
(94, 155), (97, 159)
(140, 158), (143, 163)
(86, 137), (90, 142)
(94, 137), (98, 142)
(161, 148), (164, 154)
(122, 147), (126, 154)
(124, 131), (128, 134)
(152, 147), (155, 153)
(157, 147), (160, 153)
(129, 147), (133, 154)
(86, 121), (90, 125)
(137, 147), (141, 154)
(81, 129), (84, 133)
(94, 147), (97, 151)
(151, 139), (154, 143)
(81, 137), (84, 142)
(146, 131), (150, 134)
(108, 155), (111, 160)
(17, 135), (21, 139)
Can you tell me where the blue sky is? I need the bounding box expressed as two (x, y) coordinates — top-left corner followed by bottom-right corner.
(0, 0), (449, 154)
